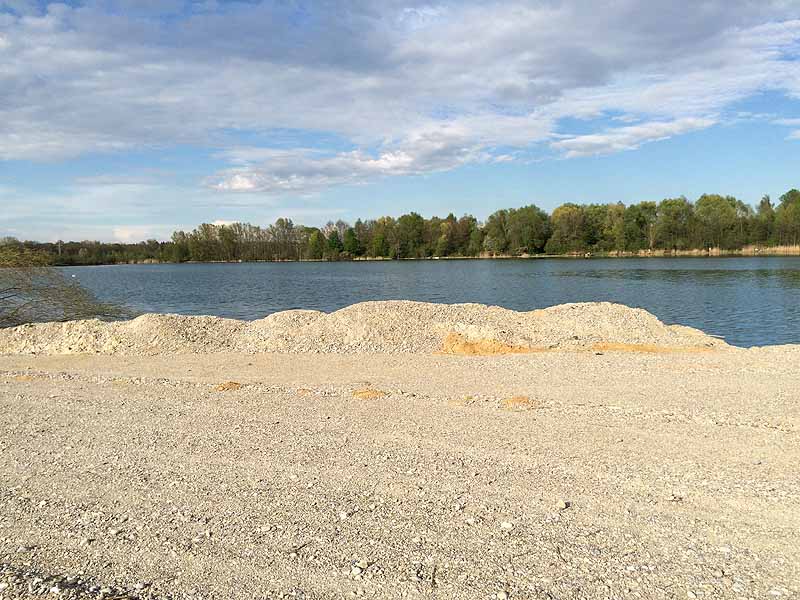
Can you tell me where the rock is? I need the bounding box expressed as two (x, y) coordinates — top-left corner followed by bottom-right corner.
(500, 521), (514, 530)
(558, 500), (571, 510)
(497, 592), (509, 600)
(350, 565), (363, 577)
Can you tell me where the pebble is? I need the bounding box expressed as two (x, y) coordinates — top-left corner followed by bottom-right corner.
(500, 521), (514, 530)
(497, 592), (509, 600)
(558, 500), (571, 510)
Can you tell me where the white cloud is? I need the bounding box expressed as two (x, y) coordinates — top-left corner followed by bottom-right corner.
(774, 118), (800, 126)
(0, 1), (799, 193)
(788, 130), (800, 140)
(551, 117), (717, 157)
(111, 225), (171, 242)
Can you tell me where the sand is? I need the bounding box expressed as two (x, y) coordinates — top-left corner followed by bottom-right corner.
(0, 302), (798, 599)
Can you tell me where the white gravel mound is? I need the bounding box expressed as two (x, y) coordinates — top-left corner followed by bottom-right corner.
(0, 301), (726, 356)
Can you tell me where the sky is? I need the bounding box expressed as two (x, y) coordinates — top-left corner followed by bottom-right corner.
(1, 0), (800, 242)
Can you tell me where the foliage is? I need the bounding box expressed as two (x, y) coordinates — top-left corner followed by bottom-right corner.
(0, 244), (131, 328)
(775, 189), (800, 245)
(11, 189), (800, 264)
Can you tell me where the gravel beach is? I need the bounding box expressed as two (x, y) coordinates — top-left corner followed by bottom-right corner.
(1, 302), (798, 599)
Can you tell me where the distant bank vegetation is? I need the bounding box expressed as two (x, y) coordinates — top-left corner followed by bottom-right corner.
(6, 189), (800, 264)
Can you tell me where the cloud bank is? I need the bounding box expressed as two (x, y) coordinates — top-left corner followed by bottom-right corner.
(1, 1), (799, 194)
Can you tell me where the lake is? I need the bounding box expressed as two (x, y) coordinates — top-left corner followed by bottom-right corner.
(64, 257), (800, 348)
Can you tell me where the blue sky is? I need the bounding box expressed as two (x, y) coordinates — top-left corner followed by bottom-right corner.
(1, 0), (800, 242)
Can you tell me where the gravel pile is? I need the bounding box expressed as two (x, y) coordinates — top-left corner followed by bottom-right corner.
(0, 301), (724, 356)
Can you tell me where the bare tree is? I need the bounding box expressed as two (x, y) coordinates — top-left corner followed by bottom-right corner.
(0, 245), (131, 328)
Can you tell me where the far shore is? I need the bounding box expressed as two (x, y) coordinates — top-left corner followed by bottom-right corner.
(54, 244), (800, 266)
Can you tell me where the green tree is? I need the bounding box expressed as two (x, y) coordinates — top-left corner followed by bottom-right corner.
(396, 212), (427, 258)
(600, 202), (626, 252)
(506, 205), (550, 254)
(654, 197), (693, 250)
(170, 231), (191, 262)
(343, 227), (362, 256)
(695, 194), (738, 249)
(775, 189), (800, 245)
(326, 230), (344, 258)
(218, 225), (238, 261)
(306, 229), (326, 259)
(752, 195), (775, 245)
(545, 204), (588, 254)
(483, 210), (510, 255)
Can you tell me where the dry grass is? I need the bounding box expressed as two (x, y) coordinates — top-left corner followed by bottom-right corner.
(501, 395), (539, 411)
(215, 381), (243, 392)
(439, 332), (547, 356)
(592, 342), (714, 354)
(352, 388), (387, 400)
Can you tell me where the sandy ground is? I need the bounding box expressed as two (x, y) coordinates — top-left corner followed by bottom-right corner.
(1, 347), (799, 600)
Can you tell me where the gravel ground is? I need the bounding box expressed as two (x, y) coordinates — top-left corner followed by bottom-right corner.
(0, 301), (724, 356)
(1, 343), (798, 599)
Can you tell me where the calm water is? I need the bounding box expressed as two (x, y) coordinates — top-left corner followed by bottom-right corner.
(64, 257), (800, 348)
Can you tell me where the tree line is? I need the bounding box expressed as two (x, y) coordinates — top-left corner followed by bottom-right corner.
(6, 189), (800, 264)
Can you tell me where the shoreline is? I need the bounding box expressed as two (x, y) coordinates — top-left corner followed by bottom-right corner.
(53, 244), (800, 266)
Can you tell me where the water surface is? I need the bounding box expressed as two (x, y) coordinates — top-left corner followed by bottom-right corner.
(64, 257), (800, 347)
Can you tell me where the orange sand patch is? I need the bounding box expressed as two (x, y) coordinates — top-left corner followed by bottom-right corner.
(215, 381), (243, 392)
(11, 374), (35, 382)
(439, 333), (547, 356)
(448, 396), (477, 408)
(501, 395), (539, 411)
(592, 343), (714, 354)
(352, 388), (387, 400)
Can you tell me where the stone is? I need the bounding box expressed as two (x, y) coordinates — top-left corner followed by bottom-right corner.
(500, 521), (514, 530)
